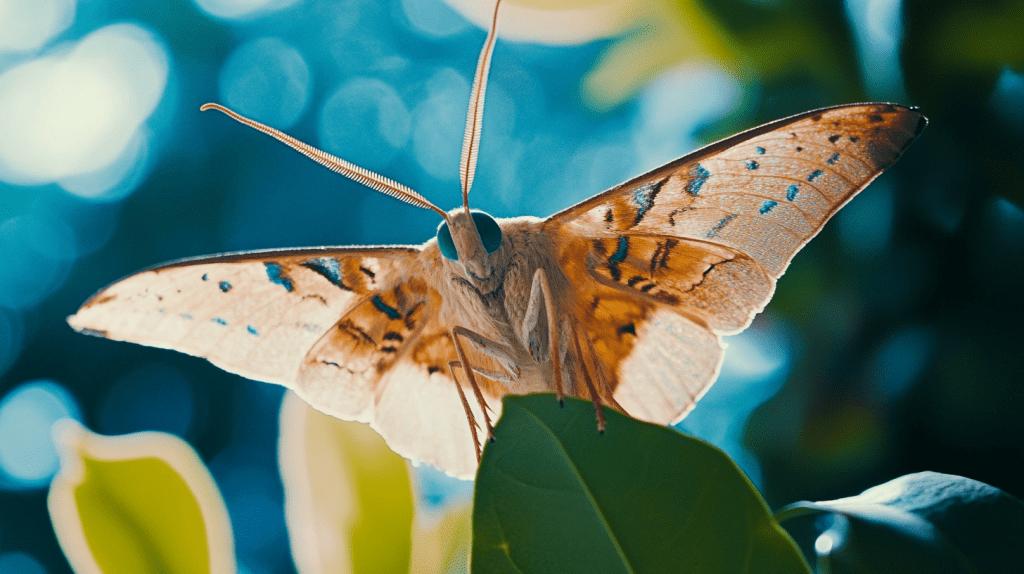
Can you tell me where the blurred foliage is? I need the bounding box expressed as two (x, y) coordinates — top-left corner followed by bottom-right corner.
(47, 422), (235, 574)
(777, 472), (1024, 573)
(580, 0), (741, 110)
(472, 396), (810, 574)
(41, 398), (1024, 574)
(278, 392), (415, 574)
(902, 0), (1024, 207)
(471, 399), (1023, 573)
(278, 392), (471, 574)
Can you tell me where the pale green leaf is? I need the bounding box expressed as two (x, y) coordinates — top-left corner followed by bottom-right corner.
(47, 420), (235, 574)
(279, 391), (414, 574)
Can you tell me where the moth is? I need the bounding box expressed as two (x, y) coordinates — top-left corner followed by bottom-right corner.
(69, 0), (926, 479)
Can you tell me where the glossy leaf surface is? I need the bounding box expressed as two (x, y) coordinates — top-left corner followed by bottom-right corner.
(472, 394), (809, 574)
(777, 471), (1024, 574)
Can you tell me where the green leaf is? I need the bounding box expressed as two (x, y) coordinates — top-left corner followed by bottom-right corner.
(776, 471), (1024, 574)
(279, 391), (414, 574)
(48, 420), (235, 574)
(472, 394), (809, 574)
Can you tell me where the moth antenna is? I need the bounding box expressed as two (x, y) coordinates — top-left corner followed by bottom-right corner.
(200, 103), (450, 222)
(459, 0), (502, 211)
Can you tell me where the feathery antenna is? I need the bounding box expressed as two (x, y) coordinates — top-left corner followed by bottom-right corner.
(200, 103), (450, 221)
(459, 0), (503, 210)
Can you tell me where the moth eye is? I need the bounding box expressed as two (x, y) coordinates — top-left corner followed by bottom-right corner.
(472, 212), (502, 254)
(437, 221), (458, 261)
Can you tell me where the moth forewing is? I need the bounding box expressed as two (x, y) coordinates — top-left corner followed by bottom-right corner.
(68, 247), (419, 385)
(539, 103), (926, 426)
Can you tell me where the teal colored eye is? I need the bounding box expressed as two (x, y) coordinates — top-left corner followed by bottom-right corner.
(473, 212), (502, 254)
(437, 222), (458, 261)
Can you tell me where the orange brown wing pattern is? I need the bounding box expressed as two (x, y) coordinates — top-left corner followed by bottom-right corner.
(69, 246), (489, 477)
(69, 247), (423, 385)
(547, 103), (926, 423)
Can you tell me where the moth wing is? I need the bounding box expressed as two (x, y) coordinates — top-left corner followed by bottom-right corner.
(545, 103), (926, 424)
(69, 245), (490, 478)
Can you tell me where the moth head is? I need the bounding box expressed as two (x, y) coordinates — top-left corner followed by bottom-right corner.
(437, 208), (504, 289)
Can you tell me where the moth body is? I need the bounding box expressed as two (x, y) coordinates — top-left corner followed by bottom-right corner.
(436, 213), (575, 397)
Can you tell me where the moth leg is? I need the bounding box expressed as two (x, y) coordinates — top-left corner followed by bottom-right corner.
(450, 327), (497, 441)
(577, 323), (629, 416)
(448, 360), (483, 464)
(451, 325), (521, 411)
(571, 321), (606, 433)
(469, 366), (513, 385)
(523, 267), (565, 405)
(451, 326), (520, 380)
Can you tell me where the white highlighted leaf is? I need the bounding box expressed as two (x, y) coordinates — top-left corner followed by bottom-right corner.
(279, 391), (414, 574)
(47, 420), (235, 574)
(444, 0), (641, 45)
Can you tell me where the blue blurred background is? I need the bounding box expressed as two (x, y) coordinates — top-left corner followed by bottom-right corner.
(1, 0), (1022, 572)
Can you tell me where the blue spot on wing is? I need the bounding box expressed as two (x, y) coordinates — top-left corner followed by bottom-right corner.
(630, 181), (664, 225)
(787, 185), (799, 201)
(301, 258), (350, 291)
(607, 236), (629, 281)
(609, 237), (629, 264)
(760, 200), (777, 214)
(181, 313), (193, 320)
(827, 152), (840, 165)
(247, 325), (259, 336)
(213, 317), (227, 326)
(807, 169), (824, 182)
(687, 164), (710, 196)
(745, 159), (759, 170)
(372, 296), (401, 320)
(706, 214), (735, 238)
(264, 262), (294, 292)
(202, 274), (208, 281)
(219, 281), (232, 292)
(755, 146), (766, 154)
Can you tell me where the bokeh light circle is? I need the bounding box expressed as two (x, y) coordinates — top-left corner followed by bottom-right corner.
(0, 380), (81, 489)
(319, 77), (411, 171)
(58, 128), (153, 202)
(0, 23), (169, 196)
(219, 37), (310, 129)
(0, 552), (47, 574)
(401, 0), (470, 38)
(0, 0), (76, 54)
(0, 213), (78, 310)
(412, 68), (469, 181)
(634, 64), (742, 171)
(192, 0), (299, 20)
